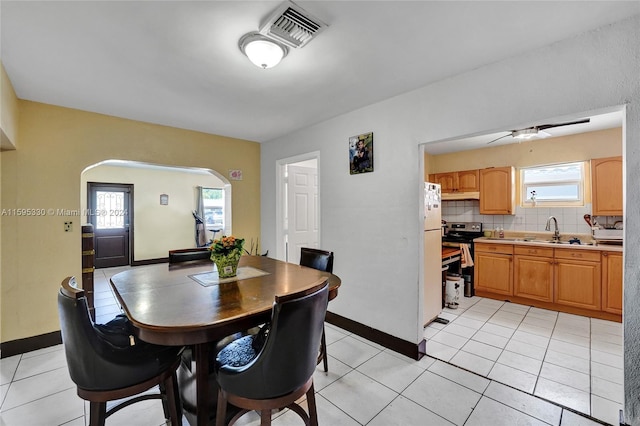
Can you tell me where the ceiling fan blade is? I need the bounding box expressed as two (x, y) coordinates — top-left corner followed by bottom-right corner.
(537, 118), (590, 131)
(487, 133), (511, 145)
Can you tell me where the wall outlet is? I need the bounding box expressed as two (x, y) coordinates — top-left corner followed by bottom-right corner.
(64, 221), (72, 232)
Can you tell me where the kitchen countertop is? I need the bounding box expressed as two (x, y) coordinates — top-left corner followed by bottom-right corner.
(474, 237), (623, 252)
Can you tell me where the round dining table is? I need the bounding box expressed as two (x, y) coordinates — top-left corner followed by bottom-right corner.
(109, 255), (341, 426)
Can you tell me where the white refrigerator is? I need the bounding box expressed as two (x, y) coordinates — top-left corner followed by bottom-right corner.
(423, 182), (443, 326)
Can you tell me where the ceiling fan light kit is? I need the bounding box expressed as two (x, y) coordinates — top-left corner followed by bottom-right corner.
(512, 128), (539, 140)
(487, 118), (591, 145)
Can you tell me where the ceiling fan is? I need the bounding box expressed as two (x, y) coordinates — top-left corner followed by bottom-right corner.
(487, 118), (591, 145)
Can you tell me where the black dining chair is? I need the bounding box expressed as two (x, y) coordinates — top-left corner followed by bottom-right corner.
(214, 279), (329, 426)
(57, 276), (184, 426)
(299, 247), (334, 372)
(168, 247), (211, 267)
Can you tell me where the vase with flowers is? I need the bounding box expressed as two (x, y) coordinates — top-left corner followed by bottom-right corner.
(209, 235), (245, 278)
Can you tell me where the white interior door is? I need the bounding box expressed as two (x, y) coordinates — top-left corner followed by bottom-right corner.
(286, 165), (318, 264)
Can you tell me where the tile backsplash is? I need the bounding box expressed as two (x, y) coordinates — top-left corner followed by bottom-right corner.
(442, 200), (621, 236)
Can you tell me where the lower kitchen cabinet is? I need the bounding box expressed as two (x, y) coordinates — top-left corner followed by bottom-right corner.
(474, 243), (513, 296)
(602, 252), (623, 314)
(513, 246), (554, 302)
(474, 241), (621, 321)
(554, 249), (601, 311)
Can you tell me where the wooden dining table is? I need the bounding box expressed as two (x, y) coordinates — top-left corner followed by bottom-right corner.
(109, 255), (341, 426)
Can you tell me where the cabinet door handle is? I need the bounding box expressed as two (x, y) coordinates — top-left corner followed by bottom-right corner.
(603, 252), (608, 257)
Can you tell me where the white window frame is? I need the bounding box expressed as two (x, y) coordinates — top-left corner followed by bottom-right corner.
(201, 187), (225, 231)
(521, 161), (585, 207)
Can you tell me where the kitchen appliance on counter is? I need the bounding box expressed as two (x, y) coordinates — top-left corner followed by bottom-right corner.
(442, 222), (483, 297)
(424, 182), (443, 326)
(592, 228), (624, 245)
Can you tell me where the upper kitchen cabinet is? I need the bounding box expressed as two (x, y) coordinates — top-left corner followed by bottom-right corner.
(591, 156), (623, 216)
(479, 166), (515, 215)
(430, 169), (479, 193)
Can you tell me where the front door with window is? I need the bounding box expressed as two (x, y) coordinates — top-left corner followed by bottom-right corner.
(88, 183), (132, 268)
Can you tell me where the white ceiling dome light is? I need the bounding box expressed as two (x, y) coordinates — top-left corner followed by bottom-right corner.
(239, 33), (288, 69)
(238, 1), (328, 69)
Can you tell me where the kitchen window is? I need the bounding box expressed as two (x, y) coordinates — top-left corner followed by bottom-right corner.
(521, 162), (585, 206)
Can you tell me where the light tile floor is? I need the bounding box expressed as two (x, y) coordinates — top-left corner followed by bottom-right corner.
(0, 267), (619, 425)
(424, 296), (623, 425)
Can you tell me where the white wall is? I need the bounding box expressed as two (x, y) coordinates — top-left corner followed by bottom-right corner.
(261, 16), (640, 423)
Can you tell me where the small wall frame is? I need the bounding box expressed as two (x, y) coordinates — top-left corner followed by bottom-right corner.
(349, 132), (374, 175)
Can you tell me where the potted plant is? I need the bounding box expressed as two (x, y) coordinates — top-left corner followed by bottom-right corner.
(209, 235), (245, 278)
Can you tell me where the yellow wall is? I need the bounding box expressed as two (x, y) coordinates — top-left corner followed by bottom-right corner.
(1, 100), (260, 342)
(1, 62), (19, 150)
(426, 127), (622, 174)
(82, 164), (227, 260)
(0, 60), (20, 342)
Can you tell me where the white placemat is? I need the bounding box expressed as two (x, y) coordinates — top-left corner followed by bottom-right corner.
(189, 266), (270, 287)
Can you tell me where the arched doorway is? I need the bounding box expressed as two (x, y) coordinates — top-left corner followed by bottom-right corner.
(81, 160), (232, 265)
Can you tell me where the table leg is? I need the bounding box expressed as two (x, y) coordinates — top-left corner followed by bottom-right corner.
(194, 343), (211, 426)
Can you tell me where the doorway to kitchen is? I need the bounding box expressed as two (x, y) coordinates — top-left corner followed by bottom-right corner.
(87, 182), (133, 268)
(276, 152), (320, 263)
(420, 107), (626, 425)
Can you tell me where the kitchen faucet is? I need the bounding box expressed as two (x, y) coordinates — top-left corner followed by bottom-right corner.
(545, 216), (561, 242)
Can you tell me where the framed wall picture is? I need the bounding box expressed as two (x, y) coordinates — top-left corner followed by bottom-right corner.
(349, 132), (374, 175)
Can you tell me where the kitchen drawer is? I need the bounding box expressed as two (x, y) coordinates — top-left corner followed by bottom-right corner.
(514, 246), (554, 257)
(475, 243), (513, 255)
(554, 248), (601, 262)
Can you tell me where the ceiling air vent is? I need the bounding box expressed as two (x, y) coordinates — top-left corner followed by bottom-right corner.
(259, 1), (328, 49)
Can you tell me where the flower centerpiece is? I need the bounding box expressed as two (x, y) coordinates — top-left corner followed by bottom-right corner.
(209, 235), (245, 278)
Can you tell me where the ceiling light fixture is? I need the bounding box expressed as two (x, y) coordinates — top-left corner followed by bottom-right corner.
(239, 32), (288, 69)
(512, 128), (539, 140)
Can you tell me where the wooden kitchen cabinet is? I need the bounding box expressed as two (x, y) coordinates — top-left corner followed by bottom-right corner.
(514, 246), (554, 302)
(592, 156), (623, 216)
(554, 249), (601, 311)
(475, 241), (621, 321)
(430, 169), (479, 193)
(457, 170), (480, 192)
(602, 251), (623, 314)
(474, 243), (513, 296)
(479, 167), (515, 215)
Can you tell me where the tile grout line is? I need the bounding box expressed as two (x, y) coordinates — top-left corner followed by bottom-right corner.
(425, 298), (622, 424)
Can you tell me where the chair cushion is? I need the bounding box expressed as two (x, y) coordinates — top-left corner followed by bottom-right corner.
(217, 335), (259, 368)
(94, 314), (135, 349)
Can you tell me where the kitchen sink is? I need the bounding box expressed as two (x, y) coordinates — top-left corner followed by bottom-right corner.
(482, 237), (596, 246)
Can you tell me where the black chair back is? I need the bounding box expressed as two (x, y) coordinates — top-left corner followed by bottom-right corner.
(58, 277), (179, 391)
(300, 247), (334, 273)
(168, 247), (210, 265)
(216, 279), (329, 399)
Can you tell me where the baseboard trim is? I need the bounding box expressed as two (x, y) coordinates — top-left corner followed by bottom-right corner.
(3, 312), (427, 361)
(325, 311), (425, 360)
(1, 331), (62, 358)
